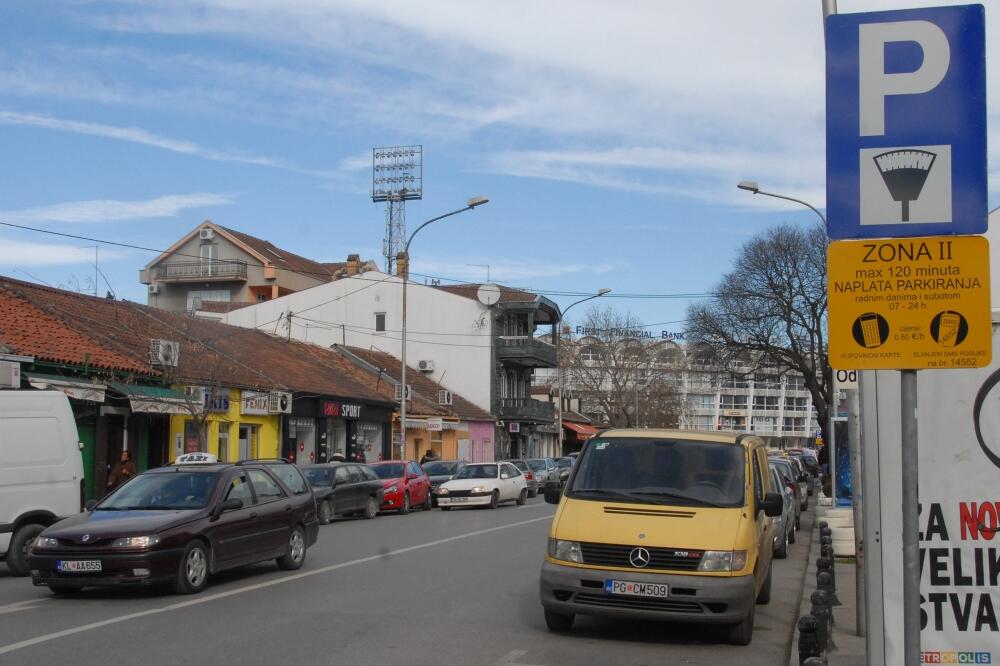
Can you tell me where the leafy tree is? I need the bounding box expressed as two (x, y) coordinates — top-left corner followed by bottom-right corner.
(685, 222), (830, 444)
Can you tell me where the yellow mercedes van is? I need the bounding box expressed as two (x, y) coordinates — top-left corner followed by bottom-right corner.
(539, 429), (782, 645)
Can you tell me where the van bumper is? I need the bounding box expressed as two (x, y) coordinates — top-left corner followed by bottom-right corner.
(539, 560), (754, 624)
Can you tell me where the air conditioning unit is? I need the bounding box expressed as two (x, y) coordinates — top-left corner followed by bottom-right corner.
(0, 361), (20, 389)
(268, 391), (292, 414)
(149, 339), (180, 367)
(417, 359), (435, 372)
(147, 284), (160, 295)
(438, 389), (453, 406)
(199, 229), (215, 240)
(394, 384), (412, 402)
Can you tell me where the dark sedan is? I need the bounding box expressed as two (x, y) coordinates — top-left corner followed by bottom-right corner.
(302, 463), (383, 523)
(29, 456), (319, 595)
(422, 460), (467, 506)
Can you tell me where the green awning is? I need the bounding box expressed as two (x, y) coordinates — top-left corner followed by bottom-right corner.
(107, 382), (191, 415)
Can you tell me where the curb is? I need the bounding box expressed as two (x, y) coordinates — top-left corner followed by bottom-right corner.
(787, 516), (819, 666)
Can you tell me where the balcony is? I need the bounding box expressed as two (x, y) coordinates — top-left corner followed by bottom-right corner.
(495, 336), (557, 367)
(497, 398), (556, 423)
(154, 260), (248, 282)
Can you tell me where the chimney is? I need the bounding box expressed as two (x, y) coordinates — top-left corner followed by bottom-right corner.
(396, 252), (409, 280)
(346, 254), (360, 276)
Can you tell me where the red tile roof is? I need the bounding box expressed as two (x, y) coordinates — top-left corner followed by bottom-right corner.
(336, 346), (494, 422)
(196, 301), (254, 313)
(0, 275), (393, 403)
(216, 224), (334, 282)
(434, 283), (539, 304)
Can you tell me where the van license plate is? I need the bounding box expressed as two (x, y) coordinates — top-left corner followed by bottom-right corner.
(605, 580), (668, 598)
(57, 560), (102, 573)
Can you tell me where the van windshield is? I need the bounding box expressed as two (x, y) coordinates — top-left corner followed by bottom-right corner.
(568, 438), (745, 508)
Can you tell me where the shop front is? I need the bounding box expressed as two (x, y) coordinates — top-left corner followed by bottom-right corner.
(283, 397), (391, 465)
(168, 387), (280, 463)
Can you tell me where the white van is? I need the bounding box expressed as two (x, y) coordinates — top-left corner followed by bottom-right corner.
(0, 390), (85, 575)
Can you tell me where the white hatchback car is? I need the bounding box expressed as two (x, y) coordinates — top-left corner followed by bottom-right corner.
(436, 462), (528, 510)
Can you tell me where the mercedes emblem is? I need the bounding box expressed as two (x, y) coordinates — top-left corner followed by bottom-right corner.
(628, 547), (651, 568)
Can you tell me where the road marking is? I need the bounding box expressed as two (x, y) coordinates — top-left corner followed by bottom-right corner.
(491, 649), (546, 666)
(0, 599), (48, 615)
(0, 513), (555, 656)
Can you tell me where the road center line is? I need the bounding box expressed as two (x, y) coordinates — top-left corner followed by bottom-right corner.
(0, 513), (554, 656)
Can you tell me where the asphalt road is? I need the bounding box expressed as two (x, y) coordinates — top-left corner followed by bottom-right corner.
(0, 498), (814, 665)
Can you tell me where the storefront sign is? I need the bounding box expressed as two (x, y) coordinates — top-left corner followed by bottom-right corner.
(426, 418), (443, 432)
(575, 326), (685, 341)
(321, 401), (364, 419)
(241, 390), (270, 415)
(204, 387), (230, 413)
(289, 417), (313, 429)
(509, 422), (520, 433)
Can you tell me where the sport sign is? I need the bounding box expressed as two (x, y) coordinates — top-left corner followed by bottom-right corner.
(828, 235), (991, 370)
(825, 5), (986, 239)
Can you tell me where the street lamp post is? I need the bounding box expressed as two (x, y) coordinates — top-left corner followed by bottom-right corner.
(556, 289), (611, 455)
(397, 196), (488, 460)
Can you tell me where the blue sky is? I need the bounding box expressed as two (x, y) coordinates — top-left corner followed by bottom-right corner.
(1, 0), (997, 333)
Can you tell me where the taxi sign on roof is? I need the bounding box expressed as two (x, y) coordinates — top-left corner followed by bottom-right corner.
(828, 235), (991, 370)
(175, 452), (218, 465)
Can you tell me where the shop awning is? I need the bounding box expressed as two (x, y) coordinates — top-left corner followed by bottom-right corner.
(107, 382), (191, 415)
(563, 421), (599, 440)
(26, 373), (107, 402)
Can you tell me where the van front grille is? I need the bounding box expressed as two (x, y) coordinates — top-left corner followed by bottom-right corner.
(574, 593), (703, 614)
(579, 542), (703, 571)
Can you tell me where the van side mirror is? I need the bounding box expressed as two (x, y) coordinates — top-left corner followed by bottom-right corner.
(761, 492), (783, 517)
(543, 480), (562, 505)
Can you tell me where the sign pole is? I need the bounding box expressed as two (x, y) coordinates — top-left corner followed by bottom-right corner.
(900, 369), (920, 664)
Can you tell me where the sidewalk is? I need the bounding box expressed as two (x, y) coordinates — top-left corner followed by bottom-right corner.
(788, 506), (867, 665)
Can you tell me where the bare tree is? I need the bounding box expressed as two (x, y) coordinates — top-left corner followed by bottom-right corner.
(563, 305), (683, 428)
(685, 222), (830, 443)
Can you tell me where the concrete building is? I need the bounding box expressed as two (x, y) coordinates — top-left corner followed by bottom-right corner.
(221, 266), (561, 459)
(140, 220), (377, 314)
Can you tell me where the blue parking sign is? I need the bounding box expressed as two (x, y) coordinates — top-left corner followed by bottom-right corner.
(826, 5), (986, 239)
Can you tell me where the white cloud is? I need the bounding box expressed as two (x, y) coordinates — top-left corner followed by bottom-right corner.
(0, 239), (126, 266)
(0, 193), (234, 224)
(0, 110), (338, 179)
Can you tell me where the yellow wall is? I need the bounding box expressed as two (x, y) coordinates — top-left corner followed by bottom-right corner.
(168, 388), (280, 461)
(406, 425), (459, 461)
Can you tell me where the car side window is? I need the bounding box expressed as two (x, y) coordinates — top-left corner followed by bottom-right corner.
(334, 466), (351, 485)
(409, 462), (423, 477)
(347, 465), (364, 483)
(248, 469), (285, 501)
(506, 464), (521, 477)
(547, 459), (555, 470)
(223, 473), (254, 506)
(272, 465), (308, 495)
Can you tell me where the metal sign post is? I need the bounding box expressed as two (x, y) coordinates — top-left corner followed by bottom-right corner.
(899, 370), (920, 661)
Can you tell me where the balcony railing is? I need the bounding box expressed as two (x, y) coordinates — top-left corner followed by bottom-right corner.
(155, 260), (248, 282)
(497, 398), (556, 423)
(495, 336), (557, 367)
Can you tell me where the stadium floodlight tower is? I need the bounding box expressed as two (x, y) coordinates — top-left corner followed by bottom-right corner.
(372, 145), (423, 274)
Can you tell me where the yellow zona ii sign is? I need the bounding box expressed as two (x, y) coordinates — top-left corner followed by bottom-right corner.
(828, 235), (991, 370)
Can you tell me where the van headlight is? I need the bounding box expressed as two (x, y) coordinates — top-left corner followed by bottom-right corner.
(547, 538), (584, 564)
(698, 550), (748, 572)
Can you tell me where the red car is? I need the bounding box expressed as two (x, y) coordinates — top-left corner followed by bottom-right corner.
(369, 461), (432, 514)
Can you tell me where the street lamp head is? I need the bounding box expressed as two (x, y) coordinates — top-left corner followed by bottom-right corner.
(467, 196), (489, 208)
(597, 288), (611, 296)
(737, 180), (760, 194)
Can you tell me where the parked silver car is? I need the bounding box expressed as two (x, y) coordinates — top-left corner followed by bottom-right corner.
(768, 464), (796, 559)
(526, 458), (559, 486)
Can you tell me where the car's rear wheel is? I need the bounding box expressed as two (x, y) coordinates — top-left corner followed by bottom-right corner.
(544, 609), (575, 632)
(788, 526), (796, 544)
(528, 487), (538, 498)
(795, 514), (801, 531)
(364, 496), (378, 519)
(774, 534), (788, 560)
(488, 490), (499, 509)
(516, 488), (528, 506)
(318, 500), (333, 525)
(173, 540), (209, 594)
(7, 524), (44, 576)
(277, 526), (306, 571)
(400, 493), (411, 515)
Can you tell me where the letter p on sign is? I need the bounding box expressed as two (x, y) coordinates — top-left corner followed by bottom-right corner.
(859, 21), (950, 137)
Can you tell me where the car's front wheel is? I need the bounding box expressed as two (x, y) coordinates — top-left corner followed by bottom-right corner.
(364, 496), (378, 519)
(725, 597), (755, 645)
(488, 490), (499, 509)
(276, 526), (307, 571)
(400, 493), (411, 515)
(173, 540), (209, 594)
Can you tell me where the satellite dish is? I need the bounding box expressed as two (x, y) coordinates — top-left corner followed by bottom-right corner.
(477, 283), (501, 306)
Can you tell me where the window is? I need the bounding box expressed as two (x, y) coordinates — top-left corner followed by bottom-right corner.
(692, 415), (715, 429)
(508, 465), (521, 477)
(719, 415), (745, 430)
(752, 416), (777, 432)
(689, 394), (715, 408)
(752, 452), (764, 505)
(784, 397), (808, 411)
(248, 469), (284, 501)
(786, 375), (806, 390)
(334, 466), (351, 484)
(753, 396), (779, 410)
(754, 374), (781, 389)
(408, 462), (423, 477)
(224, 474), (253, 505)
(719, 395), (747, 410)
(721, 373), (749, 389)
(270, 465), (308, 495)
(347, 465), (364, 483)
(187, 289), (230, 311)
(375, 312), (386, 333)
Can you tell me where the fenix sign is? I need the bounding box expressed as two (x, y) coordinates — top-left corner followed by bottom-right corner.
(826, 5), (986, 240)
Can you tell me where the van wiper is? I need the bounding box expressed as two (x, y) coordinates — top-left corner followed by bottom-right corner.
(571, 489), (641, 502)
(629, 491), (726, 508)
